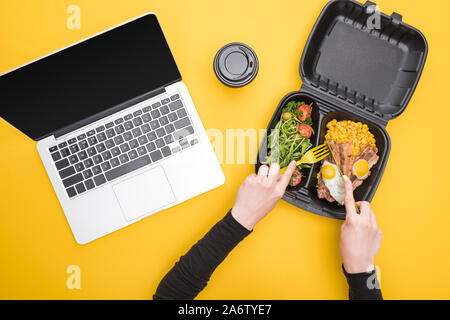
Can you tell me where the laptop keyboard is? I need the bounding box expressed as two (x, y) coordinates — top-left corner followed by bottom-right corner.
(47, 94), (198, 198)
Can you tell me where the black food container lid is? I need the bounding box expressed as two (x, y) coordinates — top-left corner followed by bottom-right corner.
(256, 0), (427, 220)
(300, 0), (427, 122)
(214, 42), (259, 87)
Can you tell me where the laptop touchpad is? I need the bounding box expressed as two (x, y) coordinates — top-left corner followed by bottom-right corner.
(113, 166), (176, 221)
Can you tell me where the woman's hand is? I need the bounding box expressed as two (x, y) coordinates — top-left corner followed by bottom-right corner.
(231, 161), (297, 231)
(340, 180), (382, 273)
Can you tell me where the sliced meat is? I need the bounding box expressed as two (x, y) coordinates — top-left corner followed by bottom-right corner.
(327, 140), (352, 177)
(317, 176), (335, 202)
(327, 140), (340, 165)
(352, 176), (365, 189)
(359, 144), (379, 168)
(337, 141), (353, 177)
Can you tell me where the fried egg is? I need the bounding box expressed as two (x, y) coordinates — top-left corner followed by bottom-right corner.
(321, 161), (345, 205)
(352, 159), (369, 179)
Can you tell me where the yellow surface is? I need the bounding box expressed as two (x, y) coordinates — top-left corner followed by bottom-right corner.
(0, 0), (449, 299)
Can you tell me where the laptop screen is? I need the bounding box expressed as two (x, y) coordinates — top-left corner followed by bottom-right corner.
(0, 14), (181, 140)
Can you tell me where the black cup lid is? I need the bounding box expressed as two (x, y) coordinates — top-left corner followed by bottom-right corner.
(214, 42), (259, 87)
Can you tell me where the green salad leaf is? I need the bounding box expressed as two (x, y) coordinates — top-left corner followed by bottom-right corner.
(266, 101), (313, 170)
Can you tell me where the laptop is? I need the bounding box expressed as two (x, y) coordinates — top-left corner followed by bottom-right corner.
(0, 13), (225, 244)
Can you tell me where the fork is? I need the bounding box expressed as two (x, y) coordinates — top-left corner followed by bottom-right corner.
(279, 143), (329, 174)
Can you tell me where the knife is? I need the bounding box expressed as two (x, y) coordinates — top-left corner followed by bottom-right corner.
(326, 140), (360, 214)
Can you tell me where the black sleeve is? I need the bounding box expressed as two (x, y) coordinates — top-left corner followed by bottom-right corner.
(153, 210), (251, 300)
(342, 265), (383, 300)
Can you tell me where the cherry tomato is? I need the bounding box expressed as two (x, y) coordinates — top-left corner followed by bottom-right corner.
(297, 123), (312, 138)
(289, 170), (302, 186)
(297, 104), (311, 121)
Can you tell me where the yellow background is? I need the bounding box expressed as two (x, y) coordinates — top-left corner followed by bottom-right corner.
(1, 0), (449, 299)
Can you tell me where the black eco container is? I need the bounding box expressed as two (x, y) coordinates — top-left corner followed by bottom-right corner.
(256, 0), (427, 220)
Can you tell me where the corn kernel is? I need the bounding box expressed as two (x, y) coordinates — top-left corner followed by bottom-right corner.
(325, 119), (376, 158)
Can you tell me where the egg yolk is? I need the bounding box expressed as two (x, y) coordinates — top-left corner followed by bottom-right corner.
(353, 159), (369, 178)
(322, 164), (336, 180)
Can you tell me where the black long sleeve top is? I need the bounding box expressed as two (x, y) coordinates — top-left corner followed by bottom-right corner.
(153, 210), (382, 300)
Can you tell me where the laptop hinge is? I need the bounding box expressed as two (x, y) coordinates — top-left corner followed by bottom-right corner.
(53, 87), (166, 139)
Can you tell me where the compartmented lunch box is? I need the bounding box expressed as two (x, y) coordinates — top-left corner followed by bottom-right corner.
(256, 0), (427, 219)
